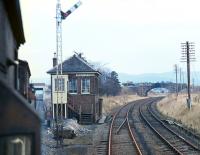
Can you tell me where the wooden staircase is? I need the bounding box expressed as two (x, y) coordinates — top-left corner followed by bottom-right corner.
(80, 113), (93, 124)
(67, 104), (80, 121)
(67, 104), (93, 124)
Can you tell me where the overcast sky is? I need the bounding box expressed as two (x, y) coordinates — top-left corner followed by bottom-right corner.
(19, 0), (200, 80)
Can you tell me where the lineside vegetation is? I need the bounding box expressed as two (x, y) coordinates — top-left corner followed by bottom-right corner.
(157, 93), (200, 134)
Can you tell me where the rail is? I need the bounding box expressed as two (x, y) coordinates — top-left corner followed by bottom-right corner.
(108, 102), (143, 155)
(140, 100), (200, 154)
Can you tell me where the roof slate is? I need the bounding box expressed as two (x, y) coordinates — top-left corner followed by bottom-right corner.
(47, 54), (99, 74)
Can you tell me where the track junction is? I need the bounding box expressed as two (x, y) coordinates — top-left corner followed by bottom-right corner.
(102, 97), (200, 155)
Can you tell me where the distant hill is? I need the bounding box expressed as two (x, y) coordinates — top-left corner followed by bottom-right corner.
(30, 71), (200, 85)
(118, 71), (200, 84)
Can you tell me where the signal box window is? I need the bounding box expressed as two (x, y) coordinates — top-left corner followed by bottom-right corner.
(68, 79), (77, 94)
(55, 78), (65, 91)
(81, 78), (90, 94)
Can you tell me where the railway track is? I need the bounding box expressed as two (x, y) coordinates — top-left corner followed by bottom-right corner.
(139, 99), (200, 155)
(150, 101), (200, 149)
(129, 98), (176, 155)
(105, 97), (200, 155)
(108, 100), (143, 155)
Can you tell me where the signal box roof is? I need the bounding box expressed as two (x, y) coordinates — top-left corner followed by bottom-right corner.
(47, 54), (100, 75)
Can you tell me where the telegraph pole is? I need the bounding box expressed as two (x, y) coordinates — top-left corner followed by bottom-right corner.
(174, 64), (178, 96)
(179, 67), (182, 92)
(186, 41), (191, 109)
(181, 41), (195, 110)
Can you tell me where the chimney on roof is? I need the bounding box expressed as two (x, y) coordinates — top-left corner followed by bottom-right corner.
(53, 53), (57, 67)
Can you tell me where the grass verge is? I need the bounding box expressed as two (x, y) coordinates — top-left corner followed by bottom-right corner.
(102, 94), (146, 115)
(157, 93), (200, 134)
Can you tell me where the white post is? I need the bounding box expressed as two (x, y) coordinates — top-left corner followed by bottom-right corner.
(65, 103), (67, 119)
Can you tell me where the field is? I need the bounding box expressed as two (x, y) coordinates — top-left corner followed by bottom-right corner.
(157, 93), (200, 134)
(102, 94), (146, 114)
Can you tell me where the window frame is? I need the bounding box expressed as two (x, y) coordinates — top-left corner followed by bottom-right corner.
(81, 78), (90, 94)
(0, 134), (33, 155)
(68, 78), (78, 94)
(54, 78), (65, 92)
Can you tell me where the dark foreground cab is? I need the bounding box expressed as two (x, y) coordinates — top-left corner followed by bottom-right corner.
(0, 81), (41, 155)
(0, 0), (41, 154)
